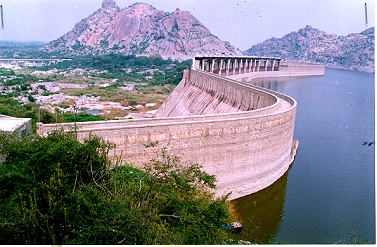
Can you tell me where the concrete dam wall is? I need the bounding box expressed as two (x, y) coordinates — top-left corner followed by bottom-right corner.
(37, 59), (324, 200)
(155, 70), (278, 117)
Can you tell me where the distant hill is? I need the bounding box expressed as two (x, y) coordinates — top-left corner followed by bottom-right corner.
(0, 41), (46, 47)
(0, 41), (48, 58)
(244, 25), (375, 73)
(40, 0), (242, 58)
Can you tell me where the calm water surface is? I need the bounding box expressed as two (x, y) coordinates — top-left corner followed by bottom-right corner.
(232, 68), (375, 244)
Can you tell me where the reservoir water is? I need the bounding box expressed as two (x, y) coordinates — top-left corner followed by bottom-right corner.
(232, 68), (375, 244)
(85, 109), (102, 115)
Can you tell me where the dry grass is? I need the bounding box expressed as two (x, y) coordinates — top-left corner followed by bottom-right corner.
(100, 107), (130, 119)
(61, 84), (172, 106)
(26, 71), (114, 85)
(58, 99), (77, 108)
(226, 201), (243, 224)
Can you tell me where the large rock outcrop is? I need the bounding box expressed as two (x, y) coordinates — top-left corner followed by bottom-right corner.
(41, 1), (242, 58)
(244, 25), (375, 72)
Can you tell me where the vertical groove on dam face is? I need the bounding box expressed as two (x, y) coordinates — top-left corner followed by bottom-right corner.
(155, 70), (277, 117)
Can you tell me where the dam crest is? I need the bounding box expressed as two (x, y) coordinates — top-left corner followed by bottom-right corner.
(37, 56), (325, 200)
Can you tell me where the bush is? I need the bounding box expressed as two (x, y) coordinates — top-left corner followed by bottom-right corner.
(0, 68), (15, 76)
(27, 95), (35, 102)
(0, 131), (114, 244)
(0, 132), (233, 244)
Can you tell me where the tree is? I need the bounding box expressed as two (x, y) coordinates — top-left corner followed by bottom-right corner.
(0, 131), (234, 244)
(0, 131), (114, 244)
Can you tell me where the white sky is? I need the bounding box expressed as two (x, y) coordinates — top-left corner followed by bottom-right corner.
(0, 0), (375, 51)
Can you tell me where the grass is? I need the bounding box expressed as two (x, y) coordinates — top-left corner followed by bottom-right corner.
(100, 107), (130, 119)
(56, 84), (174, 119)
(61, 84), (173, 107)
(62, 112), (108, 122)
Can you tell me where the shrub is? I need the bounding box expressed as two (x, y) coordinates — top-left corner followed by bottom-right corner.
(0, 131), (114, 244)
(0, 132), (233, 244)
(62, 113), (108, 122)
(27, 95), (35, 102)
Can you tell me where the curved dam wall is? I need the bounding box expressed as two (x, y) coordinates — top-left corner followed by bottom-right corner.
(154, 70), (277, 117)
(229, 61), (325, 82)
(37, 69), (298, 200)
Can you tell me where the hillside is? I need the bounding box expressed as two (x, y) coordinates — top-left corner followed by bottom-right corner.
(244, 25), (375, 73)
(40, 0), (242, 58)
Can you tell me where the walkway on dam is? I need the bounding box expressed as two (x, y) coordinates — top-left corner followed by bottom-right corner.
(220, 72), (296, 117)
(223, 77), (294, 115)
(274, 96), (292, 112)
(226, 74), (295, 116)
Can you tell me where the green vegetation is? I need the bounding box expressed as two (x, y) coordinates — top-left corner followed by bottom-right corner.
(0, 68), (15, 76)
(62, 113), (107, 122)
(0, 68), (38, 87)
(1, 74), (38, 86)
(0, 50), (191, 123)
(0, 43), (238, 244)
(2, 51), (191, 86)
(34, 54), (191, 85)
(0, 131), (234, 244)
(348, 230), (369, 244)
(0, 97), (52, 132)
(1, 55), (189, 122)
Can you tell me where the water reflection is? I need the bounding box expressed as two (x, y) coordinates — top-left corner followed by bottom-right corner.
(85, 109), (102, 115)
(250, 79), (279, 91)
(231, 167), (290, 243)
(249, 77), (301, 91)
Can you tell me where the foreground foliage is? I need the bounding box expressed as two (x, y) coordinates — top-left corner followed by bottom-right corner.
(0, 131), (231, 244)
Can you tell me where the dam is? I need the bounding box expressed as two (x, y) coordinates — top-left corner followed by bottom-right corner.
(37, 56), (325, 200)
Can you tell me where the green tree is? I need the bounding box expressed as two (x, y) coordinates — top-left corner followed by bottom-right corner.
(0, 131), (114, 244)
(0, 131), (233, 244)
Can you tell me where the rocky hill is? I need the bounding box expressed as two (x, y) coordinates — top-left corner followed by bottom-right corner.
(244, 25), (375, 73)
(41, 0), (242, 58)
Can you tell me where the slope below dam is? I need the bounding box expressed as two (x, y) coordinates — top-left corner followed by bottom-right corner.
(37, 56), (325, 200)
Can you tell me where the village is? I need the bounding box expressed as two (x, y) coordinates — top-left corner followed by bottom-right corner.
(0, 57), (185, 124)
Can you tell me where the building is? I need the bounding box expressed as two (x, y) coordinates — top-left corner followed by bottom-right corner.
(0, 115), (32, 136)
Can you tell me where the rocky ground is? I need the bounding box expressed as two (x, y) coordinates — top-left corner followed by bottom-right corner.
(1, 72), (159, 119)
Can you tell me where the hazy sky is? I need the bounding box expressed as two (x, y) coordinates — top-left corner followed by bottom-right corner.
(0, 0), (375, 51)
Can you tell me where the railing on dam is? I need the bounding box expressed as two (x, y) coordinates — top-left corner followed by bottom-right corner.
(192, 56), (282, 76)
(193, 56), (325, 80)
